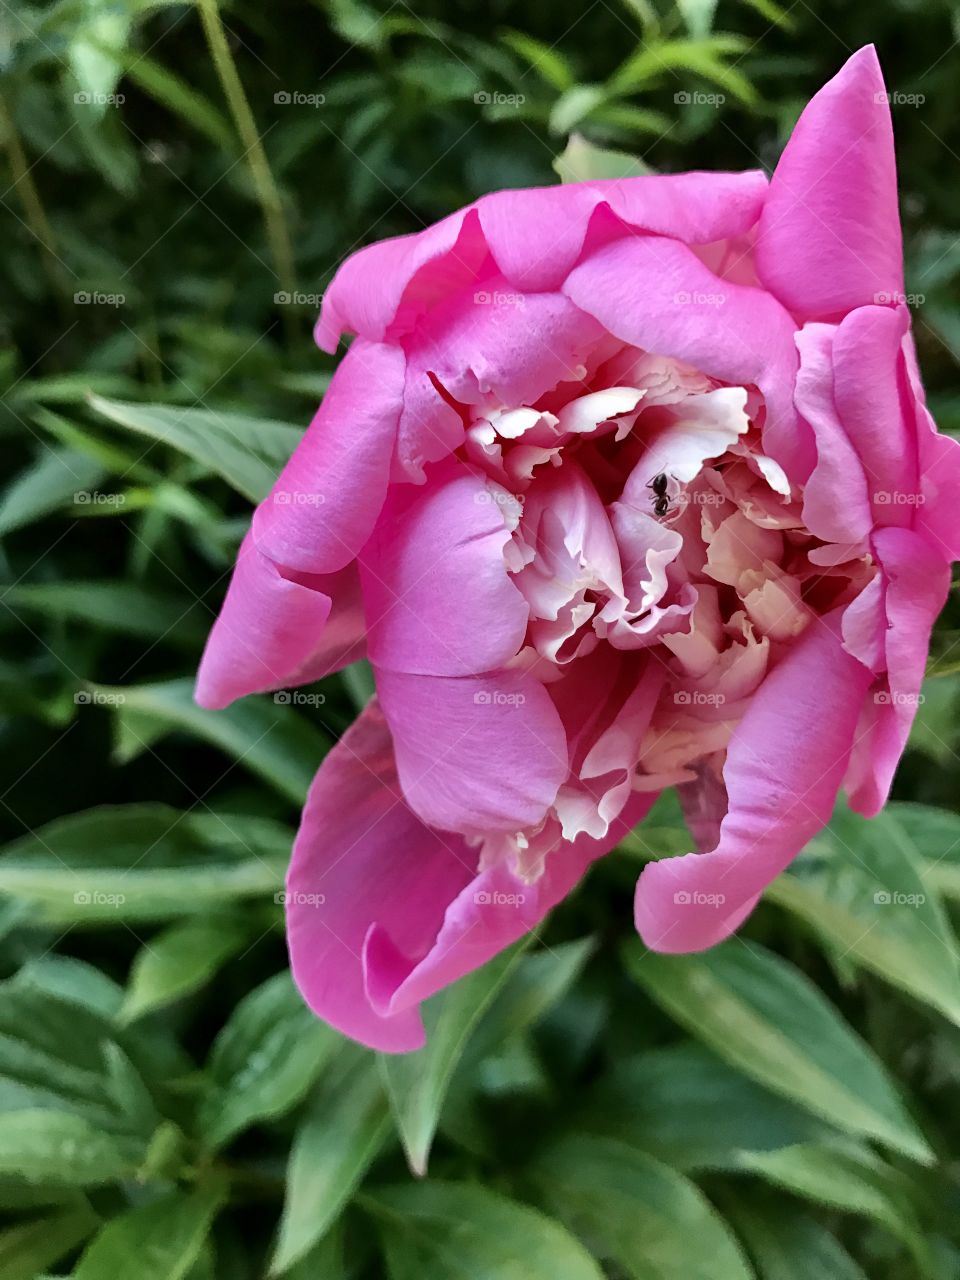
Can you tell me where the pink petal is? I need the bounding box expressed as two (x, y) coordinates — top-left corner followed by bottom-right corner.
(316, 174), (769, 351)
(252, 340), (405, 575)
(374, 667), (568, 834)
(288, 698), (657, 1051)
(562, 235), (808, 482)
(755, 46), (903, 322)
(635, 614), (873, 952)
(286, 699), (476, 1052)
(361, 462), (529, 678)
(195, 533), (363, 709)
(366, 791), (657, 1020)
(795, 323), (873, 545)
(831, 305), (915, 524)
(848, 526), (951, 815)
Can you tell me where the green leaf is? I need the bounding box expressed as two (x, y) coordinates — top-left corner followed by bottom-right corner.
(0, 447), (105, 536)
(120, 918), (253, 1023)
(0, 1111), (138, 1187)
(624, 939), (932, 1163)
(121, 55), (234, 149)
(87, 395), (303, 503)
(366, 1181), (604, 1280)
(96, 678), (327, 804)
(379, 941), (528, 1174)
(766, 804), (960, 1024)
(500, 31), (574, 90)
(609, 38), (756, 105)
(553, 132), (654, 182)
(579, 1044), (829, 1172)
(676, 0), (718, 38)
(891, 801), (960, 901)
(199, 972), (341, 1150)
(5, 581), (207, 646)
(530, 1134), (752, 1280)
(724, 1200), (870, 1280)
(0, 804), (290, 924)
(271, 1046), (390, 1275)
(72, 1184), (227, 1280)
(729, 1143), (932, 1275)
(548, 84), (607, 134)
(0, 1202), (98, 1280)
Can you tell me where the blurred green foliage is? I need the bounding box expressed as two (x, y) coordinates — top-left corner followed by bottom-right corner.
(1, 1), (960, 1276)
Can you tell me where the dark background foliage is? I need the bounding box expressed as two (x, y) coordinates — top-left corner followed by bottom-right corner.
(1, 1), (960, 1277)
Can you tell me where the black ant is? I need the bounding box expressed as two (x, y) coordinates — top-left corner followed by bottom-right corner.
(646, 471), (675, 519)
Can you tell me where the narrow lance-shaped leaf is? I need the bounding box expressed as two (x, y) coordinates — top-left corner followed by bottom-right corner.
(624, 939), (933, 1164)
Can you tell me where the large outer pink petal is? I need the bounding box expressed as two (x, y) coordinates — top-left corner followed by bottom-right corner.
(366, 792), (656, 1021)
(635, 615), (873, 952)
(361, 462), (529, 678)
(287, 698), (656, 1051)
(316, 173), (769, 352)
(195, 533), (364, 709)
(562, 235), (807, 480)
(286, 700), (475, 1052)
(755, 45), (903, 322)
(252, 340), (404, 575)
(374, 667), (567, 834)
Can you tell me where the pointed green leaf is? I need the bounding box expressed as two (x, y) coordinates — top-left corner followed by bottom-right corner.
(200, 973), (340, 1149)
(271, 1047), (390, 1274)
(767, 805), (960, 1024)
(530, 1134), (752, 1280)
(379, 941), (528, 1174)
(366, 1181), (604, 1280)
(87, 396), (302, 503)
(624, 940), (932, 1163)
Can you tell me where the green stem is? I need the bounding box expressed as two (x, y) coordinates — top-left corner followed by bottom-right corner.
(195, 0), (297, 326)
(0, 91), (72, 310)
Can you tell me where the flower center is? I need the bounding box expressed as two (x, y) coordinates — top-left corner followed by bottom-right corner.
(446, 345), (876, 875)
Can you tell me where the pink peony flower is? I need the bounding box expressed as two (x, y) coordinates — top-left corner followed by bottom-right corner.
(196, 46), (960, 1051)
